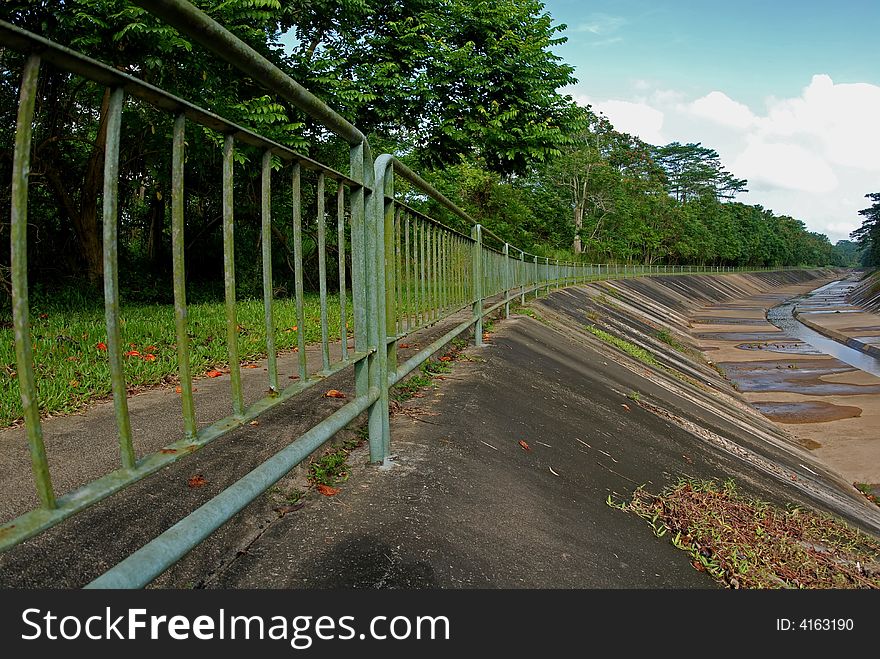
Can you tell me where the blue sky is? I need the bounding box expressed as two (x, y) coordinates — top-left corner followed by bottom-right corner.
(542, 0), (880, 241)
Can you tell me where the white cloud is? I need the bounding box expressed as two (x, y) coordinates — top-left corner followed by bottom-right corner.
(576, 95), (667, 145)
(689, 91), (755, 129)
(733, 140), (838, 193)
(575, 14), (626, 35)
(570, 75), (880, 242)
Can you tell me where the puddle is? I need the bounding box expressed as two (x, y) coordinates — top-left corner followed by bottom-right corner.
(753, 401), (862, 424)
(716, 359), (880, 395)
(695, 332), (787, 342)
(797, 309), (861, 315)
(735, 341), (823, 355)
(690, 317), (770, 326)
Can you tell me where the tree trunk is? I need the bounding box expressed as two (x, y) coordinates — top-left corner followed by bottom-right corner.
(573, 203), (583, 254)
(147, 191), (165, 269)
(43, 88), (111, 284)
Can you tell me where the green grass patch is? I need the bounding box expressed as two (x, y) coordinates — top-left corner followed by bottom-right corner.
(610, 478), (880, 589)
(854, 482), (880, 508)
(390, 373), (434, 402)
(656, 329), (689, 353)
(0, 293), (353, 427)
(585, 325), (659, 367)
(308, 435), (365, 487)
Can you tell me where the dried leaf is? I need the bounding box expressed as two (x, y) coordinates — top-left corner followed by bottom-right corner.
(96, 342), (107, 351)
(206, 370), (223, 378)
(621, 403), (630, 411)
(187, 475), (207, 488)
(160, 448), (177, 454)
(243, 364), (259, 369)
(439, 356), (452, 362)
(175, 386), (182, 393)
(316, 484), (340, 496)
(67, 356), (79, 362)
(518, 440), (531, 452)
(124, 350), (140, 357)
(142, 354), (157, 362)
(249, 420), (260, 426)
(324, 389), (346, 399)
(69, 379), (79, 388)
(399, 343), (410, 349)
(145, 345), (156, 352)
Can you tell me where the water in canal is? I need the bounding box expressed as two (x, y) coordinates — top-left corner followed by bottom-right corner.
(766, 279), (880, 378)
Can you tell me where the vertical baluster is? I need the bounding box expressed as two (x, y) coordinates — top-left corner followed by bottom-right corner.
(395, 209), (403, 335)
(292, 162), (307, 381)
(221, 136), (243, 417)
(419, 220), (426, 327)
(10, 55), (55, 507)
(259, 151), (279, 392)
(336, 182), (348, 361)
(405, 214), (412, 332)
(171, 113), (196, 439)
(317, 172), (330, 371)
(102, 87), (136, 468)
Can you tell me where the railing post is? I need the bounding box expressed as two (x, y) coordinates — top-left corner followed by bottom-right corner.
(503, 243), (511, 318)
(545, 257), (551, 295)
(520, 249), (526, 304)
(472, 224), (483, 346)
(533, 255), (539, 298)
(365, 151), (390, 464)
(349, 141), (370, 422)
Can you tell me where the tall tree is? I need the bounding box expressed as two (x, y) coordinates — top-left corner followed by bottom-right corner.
(852, 193), (880, 266)
(652, 142), (747, 202)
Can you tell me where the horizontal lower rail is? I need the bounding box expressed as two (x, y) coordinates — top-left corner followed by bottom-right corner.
(86, 388), (379, 589)
(0, 351), (369, 551)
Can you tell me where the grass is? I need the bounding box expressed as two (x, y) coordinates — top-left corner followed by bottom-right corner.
(627, 390), (641, 402)
(854, 482), (880, 508)
(0, 293), (353, 427)
(308, 434), (365, 487)
(389, 340), (461, 403)
(656, 329), (689, 354)
(390, 373), (434, 402)
(585, 325), (659, 367)
(609, 477), (880, 589)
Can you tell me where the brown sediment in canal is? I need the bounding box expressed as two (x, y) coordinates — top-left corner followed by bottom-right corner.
(690, 278), (880, 485)
(752, 401), (862, 424)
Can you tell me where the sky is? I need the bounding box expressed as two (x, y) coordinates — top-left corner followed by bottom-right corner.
(542, 0), (880, 243)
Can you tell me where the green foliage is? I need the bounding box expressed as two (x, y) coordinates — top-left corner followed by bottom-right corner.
(585, 325), (659, 367)
(852, 193), (880, 266)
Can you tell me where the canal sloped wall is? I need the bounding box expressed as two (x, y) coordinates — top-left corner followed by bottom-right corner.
(851, 269), (880, 311)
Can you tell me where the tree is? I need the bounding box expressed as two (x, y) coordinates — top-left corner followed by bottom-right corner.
(279, 0), (584, 173)
(852, 193), (880, 266)
(652, 142), (747, 202)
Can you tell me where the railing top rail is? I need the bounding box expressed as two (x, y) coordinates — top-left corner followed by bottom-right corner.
(378, 156), (478, 228)
(0, 21), (361, 188)
(390, 197), (476, 243)
(134, 0), (365, 146)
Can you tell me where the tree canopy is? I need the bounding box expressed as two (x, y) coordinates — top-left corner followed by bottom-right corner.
(0, 0), (846, 308)
(852, 193), (880, 266)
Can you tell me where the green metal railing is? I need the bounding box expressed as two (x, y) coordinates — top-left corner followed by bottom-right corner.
(1, 1), (804, 587)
